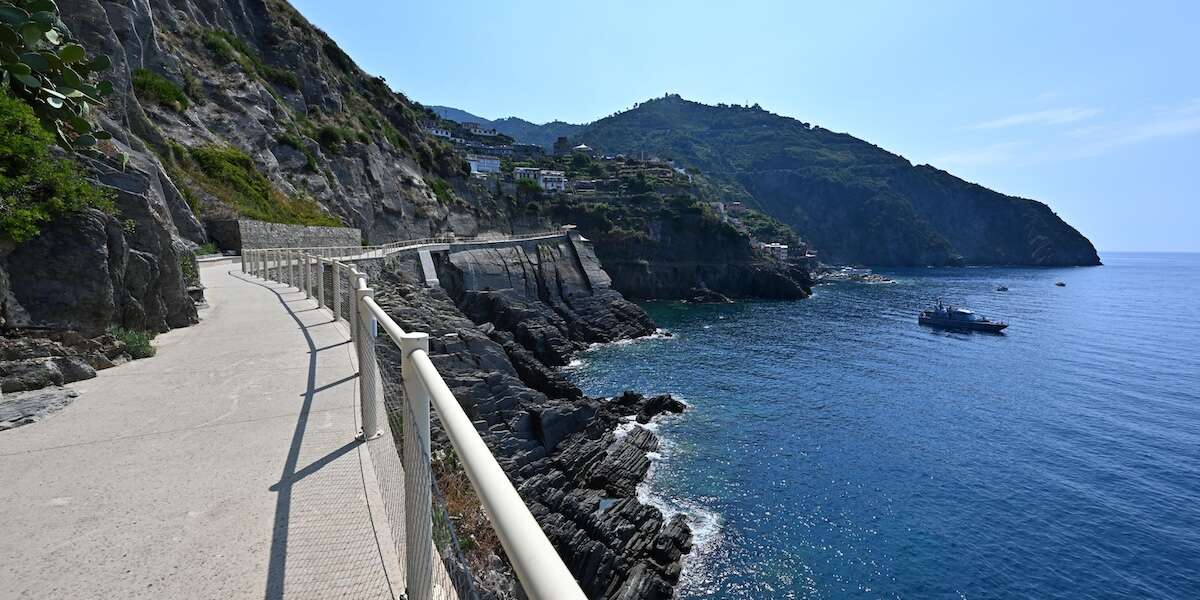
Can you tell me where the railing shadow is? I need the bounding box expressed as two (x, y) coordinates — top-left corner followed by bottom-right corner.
(227, 271), (353, 600)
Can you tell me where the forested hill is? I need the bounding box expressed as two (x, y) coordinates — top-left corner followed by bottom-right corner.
(574, 95), (1101, 267)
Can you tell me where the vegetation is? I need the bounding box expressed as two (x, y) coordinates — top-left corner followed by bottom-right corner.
(0, 0), (115, 150)
(131, 69), (188, 111)
(109, 326), (156, 359)
(202, 28), (298, 90)
(0, 91), (113, 242)
(196, 241), (218, 255)
(424, 176), (454, 204)
(183, 144), (340, 226)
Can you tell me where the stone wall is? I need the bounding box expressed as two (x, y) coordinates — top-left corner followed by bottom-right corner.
(206, 219), (362, 251)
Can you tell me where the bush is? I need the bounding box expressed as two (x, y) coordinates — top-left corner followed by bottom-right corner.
(109, 326), (156, 359)
(424, 177), (453, 204)
(201, 29), (298, 90)
(0, 93), (114, 242)
(186, 144), (341, 226)
(132, 69), (189, 111)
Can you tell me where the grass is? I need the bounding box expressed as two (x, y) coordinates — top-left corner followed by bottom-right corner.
(196, 242), (219, 255)
(201, 29), (299, 90)
(109, 326), (156, 359)
(186, 144), (341, 227)
(132, 69), (189, 111)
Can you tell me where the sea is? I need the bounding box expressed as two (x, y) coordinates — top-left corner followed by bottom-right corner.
(565, 252), (1200, 599)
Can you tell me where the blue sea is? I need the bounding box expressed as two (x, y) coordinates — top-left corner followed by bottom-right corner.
(566, 253), (1200, 599)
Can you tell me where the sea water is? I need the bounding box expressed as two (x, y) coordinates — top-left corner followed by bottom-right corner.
(565, 253), (1200, 599)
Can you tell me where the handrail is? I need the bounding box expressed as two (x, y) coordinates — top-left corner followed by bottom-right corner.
(239, 234), (587, 600)
(361, 297), (586, 600)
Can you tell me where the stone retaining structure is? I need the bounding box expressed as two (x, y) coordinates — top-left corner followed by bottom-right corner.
(206, 218), (361, 251)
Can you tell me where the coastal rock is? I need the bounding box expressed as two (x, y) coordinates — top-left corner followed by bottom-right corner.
(369, 258), (692, 599)
(0, 332), (130, 393)
(684, 287), (733, 304)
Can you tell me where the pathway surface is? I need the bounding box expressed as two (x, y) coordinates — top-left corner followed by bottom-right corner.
(0, 262), (402, 599)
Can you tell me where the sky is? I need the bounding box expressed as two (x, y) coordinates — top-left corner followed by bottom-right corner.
(290, 0), (1200, 252)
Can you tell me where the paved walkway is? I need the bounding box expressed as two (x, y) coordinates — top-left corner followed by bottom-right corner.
(0, 262), (402, 599)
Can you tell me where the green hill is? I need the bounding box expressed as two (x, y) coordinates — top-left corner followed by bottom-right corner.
(575, 95), (1100, 266)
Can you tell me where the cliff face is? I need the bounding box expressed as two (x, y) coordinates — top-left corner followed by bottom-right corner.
(370, 238), (692, 599)
(571, 95), (1102, 267)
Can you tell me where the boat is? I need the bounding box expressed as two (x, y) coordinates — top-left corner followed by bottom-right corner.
(919, 300), (1008, 332)
(996, 285), (1008, 292)
(1055, 281), (1066, 287)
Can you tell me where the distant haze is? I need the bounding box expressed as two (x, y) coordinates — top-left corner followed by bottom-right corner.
(291, 0), (1200, 252)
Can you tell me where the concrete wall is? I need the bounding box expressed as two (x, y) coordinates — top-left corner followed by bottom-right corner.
(205, 219), (362, 251)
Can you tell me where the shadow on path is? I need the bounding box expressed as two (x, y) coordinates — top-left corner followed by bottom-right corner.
(228, 271), (359, 600)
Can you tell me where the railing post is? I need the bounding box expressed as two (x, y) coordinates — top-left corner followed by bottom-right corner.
(355, 282), (382, 442)
(302, 254), (311, 299)
(348, 269), (360, 342)
(332, 263), (342, 322)
(317, 259), (326, 308)
(400, 332), (432, 600)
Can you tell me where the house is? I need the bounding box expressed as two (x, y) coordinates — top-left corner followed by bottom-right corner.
(761, 242), (789, 261)
(727, 201), (747, 216)
(463, 121), (498, 137)
(538, 170), (567, 192)
(514, 167), (540, 183)
(571, 143), (595, 157)
(422, 123), (452, 139)
(467, 154), (501, 174)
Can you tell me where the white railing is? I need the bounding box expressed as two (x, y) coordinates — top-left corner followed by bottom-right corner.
(240, 236), (586, 600)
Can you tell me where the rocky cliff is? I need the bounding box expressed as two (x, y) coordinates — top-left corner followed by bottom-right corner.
(369, 237), (692, 599)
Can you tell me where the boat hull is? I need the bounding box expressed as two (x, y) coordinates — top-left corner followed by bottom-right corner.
(918, 316), (1008, 332)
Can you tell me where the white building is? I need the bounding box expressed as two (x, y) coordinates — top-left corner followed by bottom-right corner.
(463, 122), (498, 137)
(514, 166), (540, 183)
(538, 170), (567, 192)
(424, 125), (452, 139)
(761, 242), (789, 262)
(467, 154), (501, 174)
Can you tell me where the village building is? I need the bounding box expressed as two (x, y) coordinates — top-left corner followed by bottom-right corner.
(463, 121), (499, 137)
(727, 201), (747, 216)
(514, 166), (540, 182)
(572, 143), (596, 157)
(467, 154), (501, 174)
(538, 170), (567, 192)
(761, 242), (789, 262)
(422, 123), (452, 139)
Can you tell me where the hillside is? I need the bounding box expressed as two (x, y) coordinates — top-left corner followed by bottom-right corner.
(568, 95), (1101, 267)
(430, 105), (582, 150)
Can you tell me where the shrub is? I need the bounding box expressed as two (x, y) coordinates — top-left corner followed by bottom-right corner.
(196, 242), (218, 255)
(201, 29), (298, 90)
(424, 177), (454, 205)
(0, 92), (114, 242)
(0, 0), (115, 150)
(109, 326), (156, 359)
(186, 144), (341, 227)
(132, 69), (189, 111)
(201, 30), (238, 65)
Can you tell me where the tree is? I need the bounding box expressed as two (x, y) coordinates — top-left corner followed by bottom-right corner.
(0, 0), (114, 150)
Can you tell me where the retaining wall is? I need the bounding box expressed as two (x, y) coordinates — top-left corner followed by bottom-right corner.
(206, 219), (362, 251)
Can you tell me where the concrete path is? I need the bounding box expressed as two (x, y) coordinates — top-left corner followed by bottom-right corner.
(0, 263), (402, 599)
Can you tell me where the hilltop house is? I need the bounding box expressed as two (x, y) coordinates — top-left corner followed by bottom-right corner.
(761, 242), (789, 262)
(463, 122), (499, 137)
(421, 123), (452, 139)
(514, 166), (540, 183)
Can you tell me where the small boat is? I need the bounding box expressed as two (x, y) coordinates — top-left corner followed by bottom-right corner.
(919, 300), (1008, 333)
(996, 285), (1008, 292)
(1055, 281), (1066, 287)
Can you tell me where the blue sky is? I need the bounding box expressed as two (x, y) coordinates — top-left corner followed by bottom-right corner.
(291, 0), (1199, 252)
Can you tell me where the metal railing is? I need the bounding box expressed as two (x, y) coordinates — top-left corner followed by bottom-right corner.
(240, 236), (586, 600)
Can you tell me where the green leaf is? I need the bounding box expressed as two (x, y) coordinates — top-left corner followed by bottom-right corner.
(4, 61), (30, 75)
(29, 11), (55, 26)
(75, 134), (97, 147)
(88, 54), (111, 71)
(27, 0), (58, 12)
(42, 27), (58, 44)
(19, 51), (48, 71)
(0, 5), (28, 26)
(46, 95), (63, 108)
(67, 114), (91, 133)
(59, 64), (79, 87)
(0, 45), (18, 63)
(0, 23), (18, 46)
(58, 42), (84, 63)
(93, 129), (113, 140)
(97, 79), (113, 96)
(20, 21), (41, 46)
(14, 72), (39, 87)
